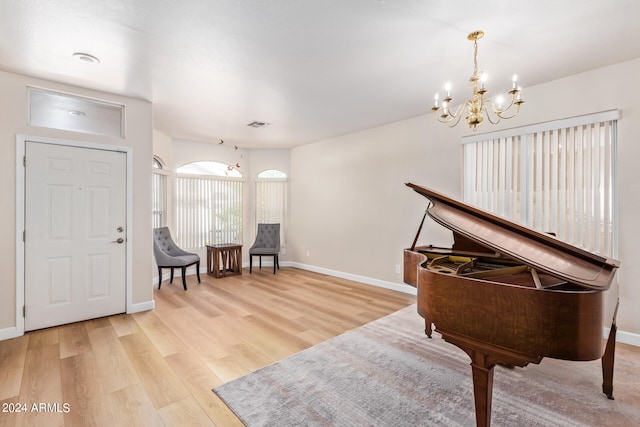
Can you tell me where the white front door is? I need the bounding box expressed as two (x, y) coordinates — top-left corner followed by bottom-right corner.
(24, 141), (127, 331)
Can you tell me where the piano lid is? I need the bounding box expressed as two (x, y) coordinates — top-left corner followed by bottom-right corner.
(406, 183), (619, 291)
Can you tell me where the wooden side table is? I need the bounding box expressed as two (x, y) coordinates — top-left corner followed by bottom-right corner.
(206, 244), (242, 278)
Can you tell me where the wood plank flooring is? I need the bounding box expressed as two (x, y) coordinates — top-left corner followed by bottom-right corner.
(0, 267), (415, 426)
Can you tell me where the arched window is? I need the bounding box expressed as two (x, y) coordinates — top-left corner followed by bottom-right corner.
(255, 169), (287, 245)
(175, 161), (244, 248)
(152, 156), (167, 228)
(177, 161), (241, 177)
(257, 169), (286, 179)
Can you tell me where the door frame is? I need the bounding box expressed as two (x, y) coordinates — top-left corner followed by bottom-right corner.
(15, 134), (133, 337)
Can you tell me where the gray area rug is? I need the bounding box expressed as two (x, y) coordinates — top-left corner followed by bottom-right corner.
(213, 304), (639, 426)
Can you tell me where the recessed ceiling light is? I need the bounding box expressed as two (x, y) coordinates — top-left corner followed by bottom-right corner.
(72, 52), (100, 64)
(68, 110), (86, 116)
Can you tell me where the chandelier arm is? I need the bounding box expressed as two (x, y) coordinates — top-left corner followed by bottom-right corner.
(479, 100), (501, 125)
(494, 102), (523, 120)
(435, 106), (465, 127)
(434, 110), (455, 124)
(491, 93), (517, 114)
(435, 100), (465, 123)
(446, 101), (471, 127)
(447, 110), (466, 127)
(448, 101), (465, 120)
(487, 91), (523, 119)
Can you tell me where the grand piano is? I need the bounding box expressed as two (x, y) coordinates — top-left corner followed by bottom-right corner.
(403, 183), (619, 427)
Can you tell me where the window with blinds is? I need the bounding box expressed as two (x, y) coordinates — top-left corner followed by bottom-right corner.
(255, 170), (288, 245)
(175, 162), (244, 249)
(462, 110), (618, 258)
(152, 156), (167, 229)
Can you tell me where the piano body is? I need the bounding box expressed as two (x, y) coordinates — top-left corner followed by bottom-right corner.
(403, 183), (619, 427)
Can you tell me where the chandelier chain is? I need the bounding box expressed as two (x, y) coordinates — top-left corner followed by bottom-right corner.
(473, 40), (479, 78)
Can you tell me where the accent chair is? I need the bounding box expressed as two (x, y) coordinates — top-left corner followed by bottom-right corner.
(249, 223), (281, 274)
(153, 227), (201, 290)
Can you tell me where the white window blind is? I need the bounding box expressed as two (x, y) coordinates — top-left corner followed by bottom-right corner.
(462, 110), (618, 258)
(152, 172), (167, 228)
(152, 156), (168, 229)
(255, 178), (288, 245)
(175, 175), (243, 249)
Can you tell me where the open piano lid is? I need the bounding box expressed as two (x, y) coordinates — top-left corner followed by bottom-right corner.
(407, 183), (619, 291)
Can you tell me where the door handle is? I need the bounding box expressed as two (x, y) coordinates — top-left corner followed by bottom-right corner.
(111, 237), (125, 244)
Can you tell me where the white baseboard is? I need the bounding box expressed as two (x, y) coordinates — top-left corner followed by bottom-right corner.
(128, 300), (155, 314)
(0, 326), (18, 341)
(287, 262), (417, 296)
(617, 329), (640, 347)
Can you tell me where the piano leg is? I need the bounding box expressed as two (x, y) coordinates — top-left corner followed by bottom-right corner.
(602, 321), (617, 400)
(470, 355), (495, 427)
(424, 319), (433, 338)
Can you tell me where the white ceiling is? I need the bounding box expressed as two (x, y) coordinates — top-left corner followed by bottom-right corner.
(1, 0), (639, 148)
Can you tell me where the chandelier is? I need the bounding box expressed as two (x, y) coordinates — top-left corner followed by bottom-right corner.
(431, 30), (524, 130)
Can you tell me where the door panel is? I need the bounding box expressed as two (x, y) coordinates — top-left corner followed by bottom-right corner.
(25, 142), (127, 331)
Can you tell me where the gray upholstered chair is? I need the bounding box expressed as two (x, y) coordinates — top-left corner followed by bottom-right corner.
(249, 223), (280, 274)
(153, 227), (201, 290)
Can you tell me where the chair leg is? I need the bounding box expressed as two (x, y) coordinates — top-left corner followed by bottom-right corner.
(259, 256), (262, 269)
(158, 266), (163, 289)
(273, 255), (276, 274)
(196, 261), (201, 283)
(170, 267), (175, 283)
(276, 254), (280, 269)
(181, 267), (187, 290)
(249, 255), (253, 274)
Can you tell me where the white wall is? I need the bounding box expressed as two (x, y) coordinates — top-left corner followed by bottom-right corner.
(290, 58), (640, 338)
(0, 70), (153, 336)
(290, 115), (463, 284)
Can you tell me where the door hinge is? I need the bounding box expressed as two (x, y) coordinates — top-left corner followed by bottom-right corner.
(23, 230), (25, 242)
(23, 156), (26, 167)
(23, 305), (25, 317)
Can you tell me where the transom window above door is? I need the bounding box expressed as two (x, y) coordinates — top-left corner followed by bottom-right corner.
(28, 87), (125, 138)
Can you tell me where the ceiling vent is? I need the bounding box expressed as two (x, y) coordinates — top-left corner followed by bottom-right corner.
(247, 121), (270, 128)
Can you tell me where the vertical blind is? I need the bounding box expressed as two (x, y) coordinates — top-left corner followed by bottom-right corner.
(462, 110), (618, 258)
(175, 175), (244, 249)
(255, 179), (288, 245)
(152, 172), (166, 229)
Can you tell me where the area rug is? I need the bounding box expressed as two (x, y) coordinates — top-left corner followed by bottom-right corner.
(213, 304), (639, 426)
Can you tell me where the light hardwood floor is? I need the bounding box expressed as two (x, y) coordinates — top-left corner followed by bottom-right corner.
(0, 267), (416, 426)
